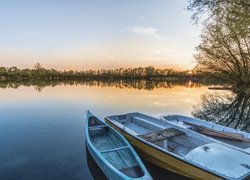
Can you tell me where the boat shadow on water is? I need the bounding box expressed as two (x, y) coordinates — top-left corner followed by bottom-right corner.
(141, 159), (189, 180)
(86, 145), (108, 180)
(86, 146), (188, 180)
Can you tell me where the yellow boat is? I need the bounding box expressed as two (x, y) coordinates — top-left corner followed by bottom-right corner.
(105, 112), (250, 180)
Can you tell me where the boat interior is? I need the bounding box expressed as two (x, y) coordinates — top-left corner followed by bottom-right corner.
(105, 113), (250, 179)
(164, 115), (250, 150)
(108, 113), (213, 157)
(88, 116), (144, 178)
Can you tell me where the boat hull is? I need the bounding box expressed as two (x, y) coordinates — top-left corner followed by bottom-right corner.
(85, 111), (152, 180)
(105, 119), (221, 180)
(86, 141), (121, 180)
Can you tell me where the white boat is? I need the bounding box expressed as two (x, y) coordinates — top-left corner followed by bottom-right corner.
(105, 112), (250, 180)
(161, 115), (250, 154)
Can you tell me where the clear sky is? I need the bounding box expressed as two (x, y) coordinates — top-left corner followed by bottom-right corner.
(0, 0), (201, 70)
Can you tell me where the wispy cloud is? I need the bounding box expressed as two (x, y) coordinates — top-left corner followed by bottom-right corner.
(152, 48), (179, 55)
(138, 16), (145, 23)
(119, 26), (166, 40)
(143, 57), (163, 62)
(132, 26), (157, 35)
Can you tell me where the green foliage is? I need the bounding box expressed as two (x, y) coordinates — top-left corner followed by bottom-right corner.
(0, 67), (7, 74)
(188, 0), (250, 86)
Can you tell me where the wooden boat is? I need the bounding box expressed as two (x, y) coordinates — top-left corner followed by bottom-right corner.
(161, 115), (250, 154)
(105, 112), (250, 180)
(85, 111), (152, 180)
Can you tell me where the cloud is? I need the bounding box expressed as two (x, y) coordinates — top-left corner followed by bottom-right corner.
(138, 16), (145, 23)
(132, 26), (157, 35)
(119, 26), (156, 35)
(143, 57), (163, 62)
(152, 48), (179, 55)
(119, 26), (165, 40)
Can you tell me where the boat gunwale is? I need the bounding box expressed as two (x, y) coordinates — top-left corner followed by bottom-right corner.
(161, 115), (250, 138)
(85, 111), (151, 180)
(161, 115), (250, 154)
(105, 113), (250, 180)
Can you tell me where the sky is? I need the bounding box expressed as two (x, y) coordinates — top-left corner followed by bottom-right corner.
(0, 0), (201, 70)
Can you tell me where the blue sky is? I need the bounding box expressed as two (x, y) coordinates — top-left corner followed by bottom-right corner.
(0, 0), (201, 70)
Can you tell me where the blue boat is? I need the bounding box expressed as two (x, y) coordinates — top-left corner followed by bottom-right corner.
(85, 111), (152, 180)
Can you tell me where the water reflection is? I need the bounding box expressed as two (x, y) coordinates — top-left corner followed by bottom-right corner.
(0, 79), (201, 92)
(192, 88), (250, 132)
(0, 79), (211, 179)
(86, 146), (107, 180)
(86, 144), (187, 180)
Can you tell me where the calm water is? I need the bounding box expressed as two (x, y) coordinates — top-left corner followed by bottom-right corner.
(0, 80), (249, 179)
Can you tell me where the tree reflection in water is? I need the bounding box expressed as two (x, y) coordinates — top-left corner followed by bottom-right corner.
(192, 88), (250, 132)
(0, 79), (201, 92)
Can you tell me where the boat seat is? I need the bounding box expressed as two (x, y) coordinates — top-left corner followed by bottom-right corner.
(88, 125), (108, 131)
(133, 116), (166, 129)
(138, 128), (185, 143)
(119, 165), (144, 178)
(100, 146), (129, 153)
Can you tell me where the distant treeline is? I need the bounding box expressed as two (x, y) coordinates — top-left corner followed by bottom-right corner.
(0, 63), (200, 81)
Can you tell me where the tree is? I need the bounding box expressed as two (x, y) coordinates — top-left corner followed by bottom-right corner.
(188, 0), (250, 86)
(145, 66), (155, 77)
(0, 67), (7, 73)
(8, 66), (18, 72)
(33, 63), (43, 71)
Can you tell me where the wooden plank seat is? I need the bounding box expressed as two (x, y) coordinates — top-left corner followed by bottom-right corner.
(100, 146), (129, 153)
(133, 116), (166, 129)
(88, 125), (108, 131)
(138, 128), (185, 143)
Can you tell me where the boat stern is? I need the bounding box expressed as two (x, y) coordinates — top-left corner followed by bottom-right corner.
(184, 143), (250, 179)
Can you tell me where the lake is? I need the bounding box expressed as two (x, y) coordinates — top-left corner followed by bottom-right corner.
(0, 80), (249, 180)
